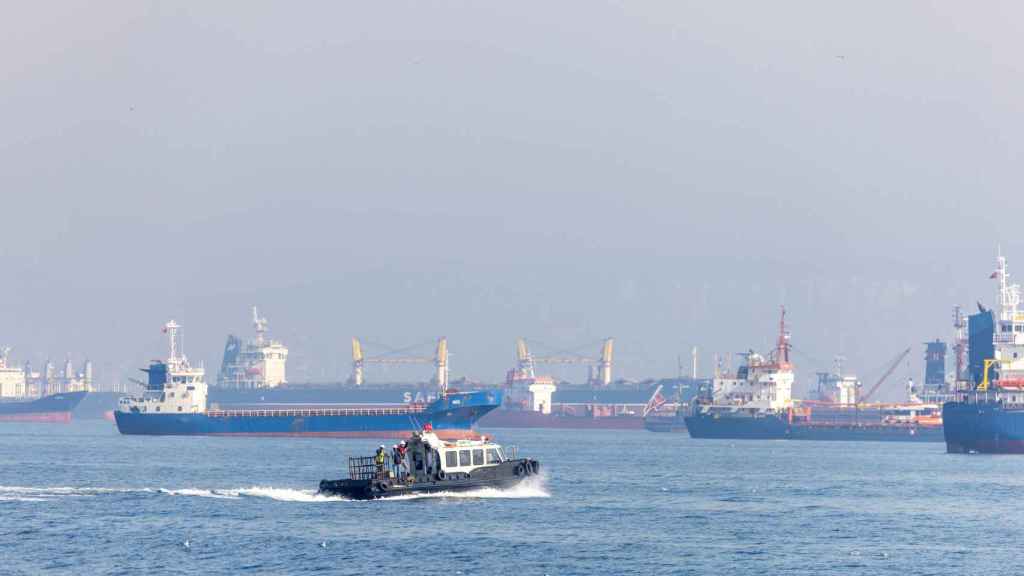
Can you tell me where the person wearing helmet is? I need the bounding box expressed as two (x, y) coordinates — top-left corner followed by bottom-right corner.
(396, 441), (409, 480)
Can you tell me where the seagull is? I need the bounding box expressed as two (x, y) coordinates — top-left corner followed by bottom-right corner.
(319, 541), (328, 549)
(183, 538), (191, 549)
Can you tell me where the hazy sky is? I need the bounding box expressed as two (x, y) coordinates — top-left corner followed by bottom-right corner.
(2, 2), (1023, 398)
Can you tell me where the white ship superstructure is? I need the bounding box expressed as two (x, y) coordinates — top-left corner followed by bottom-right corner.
(704, 308), (795, 412)
(0, 348), (28, 398)
(0, 348), (92, 399)
(117, 321), (208, 415)
(980, 252), (1024, 395)
(216, 307), (288, 390)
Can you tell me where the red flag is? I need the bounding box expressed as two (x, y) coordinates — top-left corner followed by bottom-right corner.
(990, 271), (999, 279)
(643, 385), (667, 416)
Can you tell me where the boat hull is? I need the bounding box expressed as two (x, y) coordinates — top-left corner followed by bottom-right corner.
(0, 391), (88, 423)
(318, 458), (540, 500)
(943, 400), (1024, 454)
(115, 391), (500, 439)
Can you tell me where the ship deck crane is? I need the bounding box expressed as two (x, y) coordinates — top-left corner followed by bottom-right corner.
(514, 338), (614, 385)
(858, 347), (912, 404)
(350, 337), (449, 394)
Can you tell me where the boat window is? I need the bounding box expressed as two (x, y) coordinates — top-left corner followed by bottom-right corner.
(459, 450), (471, 467)
(472, 449), (484, 465)
(178, 406), (182, 412)
(169, 392), (174, 398)
(155, 407), (160, 412)
(445, 451), (457, 468)
(486, 448), (501, 464)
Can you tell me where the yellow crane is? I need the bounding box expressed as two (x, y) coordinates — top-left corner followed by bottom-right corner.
(514, 337), (614, 385)
(350, 337), (449, 393)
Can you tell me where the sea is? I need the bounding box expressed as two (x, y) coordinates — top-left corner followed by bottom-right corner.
(1, 421), (1021, 576)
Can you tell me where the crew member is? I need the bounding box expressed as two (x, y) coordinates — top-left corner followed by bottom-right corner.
(374, 445), (386, 479)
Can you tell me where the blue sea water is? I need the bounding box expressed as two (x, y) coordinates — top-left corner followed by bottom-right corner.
(1, 421), (1022, 575)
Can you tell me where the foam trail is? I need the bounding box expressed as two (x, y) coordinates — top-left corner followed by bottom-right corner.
(381, 474), (551, 501)
(0, 485), (149, 502)
(233, 487), (344, 503)
(158, 488), (241, 500)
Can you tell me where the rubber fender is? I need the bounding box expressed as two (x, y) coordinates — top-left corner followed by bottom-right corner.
(530, 461), (540, 474)
(515, 464), (525, 476)
(437, 470), (446, 480)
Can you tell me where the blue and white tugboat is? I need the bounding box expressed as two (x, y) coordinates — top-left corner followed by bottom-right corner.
(318, 427), (540, 499)
(115, 321), (501, 439)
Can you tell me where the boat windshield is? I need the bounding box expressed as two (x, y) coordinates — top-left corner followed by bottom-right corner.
(486, 447), (504, 463)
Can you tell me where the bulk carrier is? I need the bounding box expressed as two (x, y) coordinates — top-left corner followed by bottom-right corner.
(683, 308), (943, 442)
(115, 321), (499, 439)
(943, 252), (1024, 454)
(0, 348), (88, 422)
(208, 319), (691, 431)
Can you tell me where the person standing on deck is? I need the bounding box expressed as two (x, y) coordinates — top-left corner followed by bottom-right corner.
(374, 445), (386, 479)
(423, 440), (434, 476)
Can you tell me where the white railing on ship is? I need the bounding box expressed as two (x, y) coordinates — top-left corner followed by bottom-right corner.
(207, 406), (428, 418)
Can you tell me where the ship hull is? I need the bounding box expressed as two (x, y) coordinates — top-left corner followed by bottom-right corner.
(478, 409), (643, 430)
(684, 411), (943, 442)
(943, 400), (1024, 454)
(789, 423), (942, 442)
(684, 413), (790, 439)
(0, 391), (88, 423)
(115, 391), (499, 439)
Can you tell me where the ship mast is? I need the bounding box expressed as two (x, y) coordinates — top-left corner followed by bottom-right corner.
(252, 306), (267, 346)
(775, 305), (791, 368)
(164, 320), (185, 371)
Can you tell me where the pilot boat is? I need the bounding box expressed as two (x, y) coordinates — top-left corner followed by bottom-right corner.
(318, 427), (540, 500)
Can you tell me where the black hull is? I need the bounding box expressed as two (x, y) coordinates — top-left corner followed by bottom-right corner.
(319, 459), (540, 500)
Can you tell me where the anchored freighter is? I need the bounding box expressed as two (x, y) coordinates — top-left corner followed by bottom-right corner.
(683, 308), (943, 442)
(943, 252), (1024, 454)
(114, 321), (499, 439)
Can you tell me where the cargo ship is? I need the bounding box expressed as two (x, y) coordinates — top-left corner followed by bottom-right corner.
(0, 347), (88, 422)
(207, 321), (702, 431)
(683, 307), (944, 442)
(943, 252), (1024, 454)
(475, 337), (707, 430)
(114, 321), (499, 439)
(0, 391), (89, 423)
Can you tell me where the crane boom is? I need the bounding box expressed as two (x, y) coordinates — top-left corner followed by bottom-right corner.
(860, 347), (911, 403)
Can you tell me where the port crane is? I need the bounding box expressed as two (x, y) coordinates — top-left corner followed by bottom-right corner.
(350, 337), (448, 393)
(513, 338), (614, 385)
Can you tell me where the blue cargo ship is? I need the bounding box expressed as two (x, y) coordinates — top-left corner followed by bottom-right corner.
(0, 391), (88, 423)
(115, 321), (499, 439)
(943, 252), (1024, 453)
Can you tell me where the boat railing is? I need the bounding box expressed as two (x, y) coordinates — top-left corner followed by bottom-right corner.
(207, 406), (427, 418)
(348, 455), (392, 481)
(504, 445), (518, 460)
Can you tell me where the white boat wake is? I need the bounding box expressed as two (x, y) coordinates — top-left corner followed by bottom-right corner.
(0, 476), (550, 503)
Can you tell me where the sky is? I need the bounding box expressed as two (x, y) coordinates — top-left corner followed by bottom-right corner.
(2, 2), (1023, 398)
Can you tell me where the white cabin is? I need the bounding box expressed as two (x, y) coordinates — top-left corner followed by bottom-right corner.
(117, 321), (209, 415)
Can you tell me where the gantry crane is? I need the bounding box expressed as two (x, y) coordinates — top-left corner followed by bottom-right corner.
(513, 337), (614, 385)
(350, 337), (449, 394)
